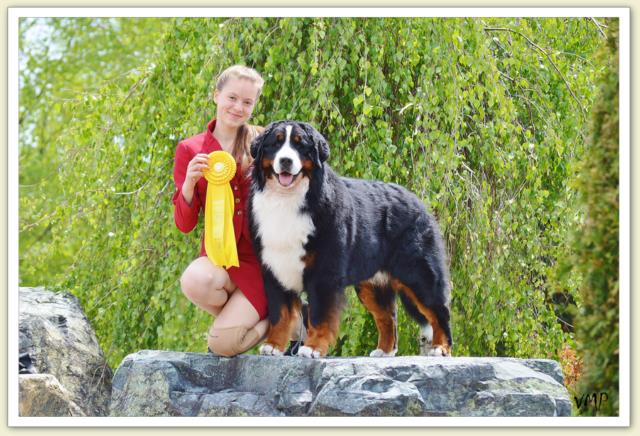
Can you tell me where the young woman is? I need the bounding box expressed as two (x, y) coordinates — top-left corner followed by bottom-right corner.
(172, 65), (269, 357)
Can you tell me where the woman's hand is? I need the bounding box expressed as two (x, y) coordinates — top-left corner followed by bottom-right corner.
(182, 153), (210, 205)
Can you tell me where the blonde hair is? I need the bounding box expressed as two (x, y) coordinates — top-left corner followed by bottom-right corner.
(215, 65), (265, 170)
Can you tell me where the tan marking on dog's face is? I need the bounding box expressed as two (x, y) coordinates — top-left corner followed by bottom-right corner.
(300, 159), (314, 183)
(301, 159), (314, 170)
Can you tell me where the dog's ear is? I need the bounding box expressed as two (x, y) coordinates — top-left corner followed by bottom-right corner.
(251, 123), (275, 189)
(250, 122), (273, 159)
(316, 131), (330, 163)
(301, 122), (330, 165)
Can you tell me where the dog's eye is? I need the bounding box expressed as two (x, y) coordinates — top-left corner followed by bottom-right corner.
(276, 133), (285, 142)
(293, 135), (302, 143)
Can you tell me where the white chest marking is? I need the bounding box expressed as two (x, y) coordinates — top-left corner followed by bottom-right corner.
(252, 178), (314, 293)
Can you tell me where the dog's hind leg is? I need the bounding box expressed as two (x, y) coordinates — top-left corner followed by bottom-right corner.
(392, 279), (453, 357)
(397, 291), (433, 354)
(418, 323), (434, 354)
(355, 282), (398, 357)
(420, 305), (451, 357)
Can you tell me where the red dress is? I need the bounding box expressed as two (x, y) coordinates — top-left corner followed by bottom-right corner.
(172, 119), (267, 320)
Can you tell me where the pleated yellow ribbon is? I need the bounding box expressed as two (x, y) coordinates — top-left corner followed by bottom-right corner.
(203, 151), (239, 268)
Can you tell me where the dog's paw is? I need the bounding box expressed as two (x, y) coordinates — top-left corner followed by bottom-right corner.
(426, 346), (450, 357)
(298, 345), (322, 359)
(259, 343), (284, 356)
(369, 348), (397, 357)
(418, 324), (433, 355)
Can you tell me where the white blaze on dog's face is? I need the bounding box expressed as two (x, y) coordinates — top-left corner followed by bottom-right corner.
(272, 125), (303, 188)
(251, 120), (329, 193)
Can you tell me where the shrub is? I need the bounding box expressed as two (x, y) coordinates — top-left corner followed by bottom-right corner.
(19, 17), (606, 369)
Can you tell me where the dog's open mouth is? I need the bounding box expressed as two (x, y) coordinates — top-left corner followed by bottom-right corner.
(276, 172), (298, 187)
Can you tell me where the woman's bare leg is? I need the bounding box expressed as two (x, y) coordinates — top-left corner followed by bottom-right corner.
(207, 290), (269, 356)
(180, 256), (237, 316)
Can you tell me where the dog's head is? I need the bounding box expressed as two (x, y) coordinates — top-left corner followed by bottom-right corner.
(250, 120), (329, 191)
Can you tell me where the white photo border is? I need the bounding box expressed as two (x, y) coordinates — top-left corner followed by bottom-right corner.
(7, 6), (631, 428)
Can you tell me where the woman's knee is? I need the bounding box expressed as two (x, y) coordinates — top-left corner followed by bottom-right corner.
(180, 258), (229, 301)
(207, 324), (265, 357)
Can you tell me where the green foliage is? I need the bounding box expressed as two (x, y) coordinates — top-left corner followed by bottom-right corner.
(19, 18), (609, 370)
(19, 18), (172, 286)
(572, 18), (619, 417)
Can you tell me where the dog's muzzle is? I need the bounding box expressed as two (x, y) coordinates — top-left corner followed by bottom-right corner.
(274, 157), (301, 187)
(278, 157), (293, 172)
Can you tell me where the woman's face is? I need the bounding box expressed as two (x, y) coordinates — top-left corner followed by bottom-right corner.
(214, 77), (260, 129)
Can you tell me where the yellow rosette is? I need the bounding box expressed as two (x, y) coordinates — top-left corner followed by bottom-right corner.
(203, 151), (239, 268)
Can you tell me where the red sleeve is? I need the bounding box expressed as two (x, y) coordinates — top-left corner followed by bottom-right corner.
(172, 141), (201, 233)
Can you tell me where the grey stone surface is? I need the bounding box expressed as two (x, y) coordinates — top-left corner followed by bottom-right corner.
(19, 287), (112, 416)
(110, 351), (571, 417)
(19, 374), (86, 417)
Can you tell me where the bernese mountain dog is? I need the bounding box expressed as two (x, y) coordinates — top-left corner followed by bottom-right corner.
(249, 120), (452, 358)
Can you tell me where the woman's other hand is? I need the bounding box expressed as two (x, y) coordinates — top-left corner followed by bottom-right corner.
(182, 153), (210, 204)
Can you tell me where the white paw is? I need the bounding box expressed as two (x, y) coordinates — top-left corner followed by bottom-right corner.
(259, 343), (283, 356)
(369, 348), (397, 357)
(420, 324), (433, 344)
(298, 345), (322, 359)
(426, 346), (448, 357)
(419, 324), (434, 355)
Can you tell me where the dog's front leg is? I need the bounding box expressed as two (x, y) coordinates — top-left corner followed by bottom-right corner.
(298, 289), (344, 358)
(259, 297), (302, 356)
(259, 271), (302, 356)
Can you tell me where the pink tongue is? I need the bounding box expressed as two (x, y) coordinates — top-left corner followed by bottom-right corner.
(278, 173), (294, 187)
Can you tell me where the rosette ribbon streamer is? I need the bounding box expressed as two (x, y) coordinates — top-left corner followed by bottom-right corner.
(203, 151), (239, 268)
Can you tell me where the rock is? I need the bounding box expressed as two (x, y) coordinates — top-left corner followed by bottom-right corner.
(110, 351), (571, 417)
(19, 374), (85, 417)
(310, 373), (425, 416)
(19, 287), (112, 416)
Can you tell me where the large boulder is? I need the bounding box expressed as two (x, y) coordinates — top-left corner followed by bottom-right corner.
(19, 374), (85, 417)
(19, 287), (112, 416)
(110, 350), (571, 417)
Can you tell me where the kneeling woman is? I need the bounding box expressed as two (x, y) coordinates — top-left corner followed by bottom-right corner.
(172, 65), (268, 356)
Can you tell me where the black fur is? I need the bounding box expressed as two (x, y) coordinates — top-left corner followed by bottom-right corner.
(249, 121), (452, 354)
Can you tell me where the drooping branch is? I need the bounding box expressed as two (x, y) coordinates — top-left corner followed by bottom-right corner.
(589, 17), (607, 39)
(484, 26), (587, 123)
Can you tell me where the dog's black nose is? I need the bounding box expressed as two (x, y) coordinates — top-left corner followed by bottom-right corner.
(279, 157), (293, 170)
